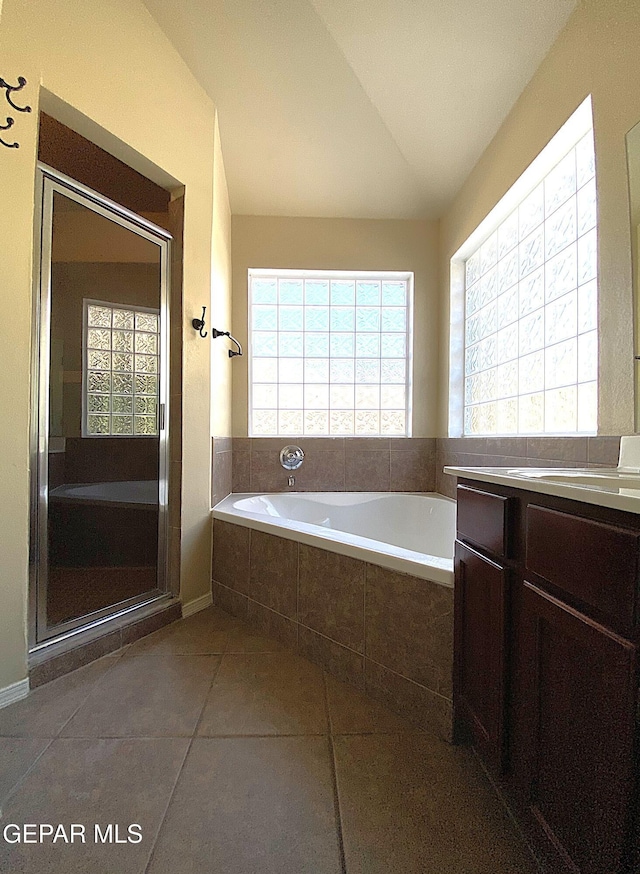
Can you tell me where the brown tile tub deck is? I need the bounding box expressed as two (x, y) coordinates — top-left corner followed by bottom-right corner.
(212, 514), (454, 742)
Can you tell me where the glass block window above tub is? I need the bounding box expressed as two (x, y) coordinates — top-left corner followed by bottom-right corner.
(460, 97), (597, 436)
(82, 299), (160, 437)
(249, 270), (413, 436)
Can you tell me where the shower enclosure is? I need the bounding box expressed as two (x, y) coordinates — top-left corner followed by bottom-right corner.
(30, 164), (171, 648)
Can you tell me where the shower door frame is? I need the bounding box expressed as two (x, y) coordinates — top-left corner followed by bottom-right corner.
(29, 163), (172, 649)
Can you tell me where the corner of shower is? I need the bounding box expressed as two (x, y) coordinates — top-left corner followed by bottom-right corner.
(28, 162), (180, 670)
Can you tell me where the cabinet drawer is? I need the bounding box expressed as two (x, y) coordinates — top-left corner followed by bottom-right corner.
(526, 504), (640, 631)
(457, 484), (511, 558)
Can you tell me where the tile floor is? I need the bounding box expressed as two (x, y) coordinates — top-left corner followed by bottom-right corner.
(0, 607), (537, 873)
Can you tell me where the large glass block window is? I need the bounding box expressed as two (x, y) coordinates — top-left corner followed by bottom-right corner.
(463, 117), (597, 435)
(83, 300), (160, 437)
(249, 271), (412, 436)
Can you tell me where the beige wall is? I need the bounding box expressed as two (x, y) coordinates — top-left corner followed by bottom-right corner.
(231, 216), (439, 436)
(211, 118), (233, 438)
(0, 0), (230, 689)
(438, 0), (640, 436)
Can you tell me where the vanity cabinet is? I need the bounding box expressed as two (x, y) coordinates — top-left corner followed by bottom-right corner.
(454, 480), (640, 874)
(454, 480), (512, 773)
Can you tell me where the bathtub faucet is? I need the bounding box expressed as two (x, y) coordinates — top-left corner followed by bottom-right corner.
(287, 475), (296, 488)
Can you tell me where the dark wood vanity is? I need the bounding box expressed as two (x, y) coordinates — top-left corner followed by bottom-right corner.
(453, 478), (640, 874)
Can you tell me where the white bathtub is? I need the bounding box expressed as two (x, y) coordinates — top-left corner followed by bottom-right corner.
(49, 480), (158, 507)
(212, 492), (456, 587)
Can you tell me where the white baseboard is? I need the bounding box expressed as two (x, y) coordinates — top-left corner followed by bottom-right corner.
(0, 678), (29, 710)
(182, 592), (213, 618)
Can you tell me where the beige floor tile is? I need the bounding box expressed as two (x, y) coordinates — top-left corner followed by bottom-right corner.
(325, 675), (421, 735)
(0, 737), (189, 874)
(224, 623), (289, 653)
(148, 737), (342, 874)
(0, 737), (51, 805)
(124, 606), (235, 655)
(61, 655), (219, 737)
(333, 734), (538, 874)
(0, 657), (118, 738)
(197, 653), (328, 736)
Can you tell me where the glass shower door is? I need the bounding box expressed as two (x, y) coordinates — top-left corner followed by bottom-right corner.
(32, 164), (170, 644)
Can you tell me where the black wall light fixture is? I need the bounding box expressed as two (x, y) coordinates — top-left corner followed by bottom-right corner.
(212, 328), (243, 358)
(0, 76), (31, 149)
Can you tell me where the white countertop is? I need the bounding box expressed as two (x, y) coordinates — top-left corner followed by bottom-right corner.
(443, 466), (640, 515)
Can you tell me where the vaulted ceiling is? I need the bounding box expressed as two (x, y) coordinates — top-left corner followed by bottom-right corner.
(143, 0), (576, 219)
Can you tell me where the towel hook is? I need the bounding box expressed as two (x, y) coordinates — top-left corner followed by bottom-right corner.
(192, 306), (208, 338)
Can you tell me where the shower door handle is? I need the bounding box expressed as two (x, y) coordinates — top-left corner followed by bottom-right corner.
(159, 403), (166, 431)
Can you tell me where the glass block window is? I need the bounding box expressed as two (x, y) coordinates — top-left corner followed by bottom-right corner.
(463, 122), (597, 435)
(83, 300), (160, 437)
(249, 270), (412, 436)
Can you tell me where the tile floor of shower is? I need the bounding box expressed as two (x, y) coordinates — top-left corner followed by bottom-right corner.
(0, 607), (536, 874)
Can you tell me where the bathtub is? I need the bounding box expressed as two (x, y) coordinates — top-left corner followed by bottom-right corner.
(49, 480), (158, 508)
(212, 492), (456, 587)
(48, 480), (159, 567)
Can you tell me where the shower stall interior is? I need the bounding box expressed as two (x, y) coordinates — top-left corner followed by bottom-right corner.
(30, 163), (171, 649)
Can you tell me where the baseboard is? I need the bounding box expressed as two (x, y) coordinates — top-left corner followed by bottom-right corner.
(181, 591), (213, 618)
(0, 678), (29, 710)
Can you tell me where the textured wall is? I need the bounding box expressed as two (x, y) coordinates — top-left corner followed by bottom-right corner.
(438, 0), (640, 437)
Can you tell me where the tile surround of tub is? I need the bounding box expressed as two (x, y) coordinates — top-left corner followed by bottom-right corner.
(212, 436), (233, 507)
(212, 520), (454, 741)
(298, 545), (365, 653)
(250, 530), (299, 618)
(226, 437), (436, 496)
(365, 564), (453, 698)
(212, 518), (250, 594)
(435, 436), (623, 499)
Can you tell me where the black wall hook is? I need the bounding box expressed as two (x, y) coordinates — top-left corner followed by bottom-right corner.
(0, 76), (30, 149)
(0, 76), (31, 113)
(192, 306), (208, 338)
(0, 116), (17, 149)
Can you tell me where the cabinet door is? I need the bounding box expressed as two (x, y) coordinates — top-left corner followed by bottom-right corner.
(454, 540), (508, 773)
(518, 581), (637, 874)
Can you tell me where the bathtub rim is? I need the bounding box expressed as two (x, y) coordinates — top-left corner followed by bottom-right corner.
(212, 491), (455, 588)
(49, 480), (158, 510)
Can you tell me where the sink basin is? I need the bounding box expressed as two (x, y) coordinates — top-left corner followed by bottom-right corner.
(506, 468), (640, 490)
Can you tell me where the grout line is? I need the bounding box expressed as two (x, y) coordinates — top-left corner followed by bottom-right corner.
(143, 650), (225, 874)
(297, 623), (364, 660)
(0, 737), (56, 813)
(0, 728), (417, 741)
(364, 655), (452, 703)
(53, 655), (124, 738)
(295, 540), (300, 643)
(191, 648), (226, 738)
(123, 651), (228, 658)
(184, 731), (329, 739)
(323, 671), (348, 874)
(363, 562), (368, 669)
(141, 738), (192, 874)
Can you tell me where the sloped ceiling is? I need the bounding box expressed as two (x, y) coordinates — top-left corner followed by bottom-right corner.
(143, 0), (576, 219)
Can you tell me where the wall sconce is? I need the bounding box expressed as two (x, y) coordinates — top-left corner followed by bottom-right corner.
(212, 328), (243, 358)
